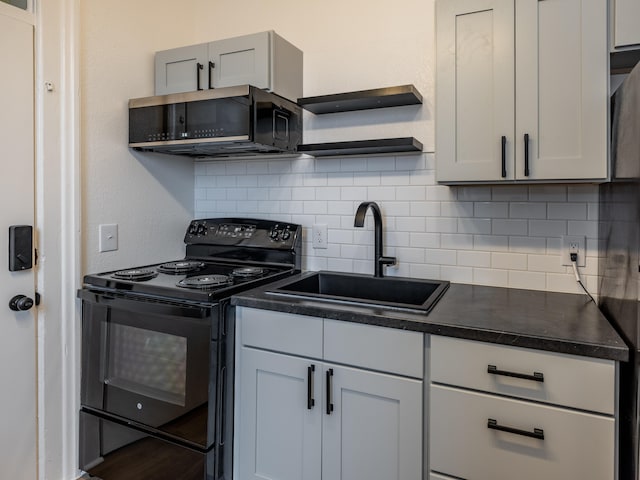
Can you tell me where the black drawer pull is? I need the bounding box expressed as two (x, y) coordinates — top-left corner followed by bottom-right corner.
(487, 418), (544, 440)
(307, 365), (315, 410)
(487, 364), (544, 382)
(326, 368), (334, 415)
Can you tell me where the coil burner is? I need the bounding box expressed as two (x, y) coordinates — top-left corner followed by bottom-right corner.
(177, 274), (233, 290)
(111, 269), (158, 281)
(231, 266), (265, 278)
(157, 261), (206, 274)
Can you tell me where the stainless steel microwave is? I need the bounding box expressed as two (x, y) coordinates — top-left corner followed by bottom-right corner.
(128, 85), (302, 157)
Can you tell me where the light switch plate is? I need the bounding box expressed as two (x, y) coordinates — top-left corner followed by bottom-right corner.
(99, 224), (118, 252)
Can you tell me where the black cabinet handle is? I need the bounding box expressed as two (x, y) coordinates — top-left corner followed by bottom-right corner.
(524, 133), (530, 177)
(196, 62), (204, 91)
(487, 364), (544, 382)
(501, 136), (507, 178)
(307, 364), (315, 410)
(487, 418), (544, 440)
(326, 368), (334, 415)
(208, 61), (215, 89)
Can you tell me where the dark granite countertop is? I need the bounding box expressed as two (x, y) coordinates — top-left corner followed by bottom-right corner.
(231, 273), (629, 362)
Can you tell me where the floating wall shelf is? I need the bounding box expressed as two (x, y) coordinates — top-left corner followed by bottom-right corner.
(297, 84), (423, 114)
(298, 138), (423, 157)
(297, 84), (424, 157)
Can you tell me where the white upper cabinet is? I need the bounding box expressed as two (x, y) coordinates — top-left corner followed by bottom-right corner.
(155, 31), (303, 101)
(436, 0), (608, 183)
(613, 0), (640, 48)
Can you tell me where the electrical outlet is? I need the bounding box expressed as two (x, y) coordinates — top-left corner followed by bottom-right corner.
(99, 224), (118, 252)
(312, 224), (328, 249)
(561, 235), (585, 266)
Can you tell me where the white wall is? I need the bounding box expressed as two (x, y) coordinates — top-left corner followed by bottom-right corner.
(186, 1), (600, 295)
(80, 1), (199, 274)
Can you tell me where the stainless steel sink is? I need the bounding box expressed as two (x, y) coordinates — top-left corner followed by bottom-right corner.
(268, 271), (449, 313)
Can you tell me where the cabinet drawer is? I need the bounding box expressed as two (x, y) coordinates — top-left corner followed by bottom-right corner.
(237, 307), (322, 359)
(431, 336), (615, 414)
(430, 385), (615, 480)
(324, 319), (423, 378)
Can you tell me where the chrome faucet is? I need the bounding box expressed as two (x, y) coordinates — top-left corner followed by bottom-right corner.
(354, 201), (396, 277)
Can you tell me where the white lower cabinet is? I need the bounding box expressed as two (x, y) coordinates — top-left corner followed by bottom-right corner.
(236, 347), (322, 480)
(430, 385), (615, 480)
(429, 336), (617, 480)
(322, 364), (422, 480)
(234, 307), (423, 480)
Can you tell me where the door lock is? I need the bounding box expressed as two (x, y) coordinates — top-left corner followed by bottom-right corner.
(9, 295), (34, 311)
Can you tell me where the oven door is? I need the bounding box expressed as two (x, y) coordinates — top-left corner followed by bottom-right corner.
(80, 289), (218, 449)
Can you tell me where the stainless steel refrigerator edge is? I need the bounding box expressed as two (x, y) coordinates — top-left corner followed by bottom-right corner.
(600, 61), (640, 480)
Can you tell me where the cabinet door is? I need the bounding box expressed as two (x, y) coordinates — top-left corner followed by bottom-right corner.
(430, 384), (615, 480)
(236, 348), (322, 480)
(209, 31), (271, 90)
(322, 365), (422, 480)
(435, 0), (515, 182)
(515, 0), (607, 180)
(155, 43), (209, 95)
(614, 0), (640, 48)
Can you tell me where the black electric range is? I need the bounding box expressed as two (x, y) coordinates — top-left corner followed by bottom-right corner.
(79, 218), (301, 480)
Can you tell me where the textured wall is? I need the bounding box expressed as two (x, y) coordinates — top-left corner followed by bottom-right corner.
(195, 154), (599, 295)
(80, 1), (197, 273)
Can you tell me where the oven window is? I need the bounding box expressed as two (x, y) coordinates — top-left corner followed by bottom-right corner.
(105, 324), (187, 407)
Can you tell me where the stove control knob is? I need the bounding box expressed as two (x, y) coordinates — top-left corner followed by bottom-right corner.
(281, 229), (291, 240)
(269, 229), (279, 240)
(196, 224), (206, 235)
(188, 223), (198, 235)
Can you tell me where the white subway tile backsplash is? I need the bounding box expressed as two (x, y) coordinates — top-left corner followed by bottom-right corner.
(409, 232), (440, 248)
(441, 265), (473, 283)
(194, 153), (604, 294)
(547, 202), (587, 220)
(410, 201), (440, 217)
(441, 201), (474, 218)
(568, 220), (598, 238)
(491, 252), (527, 270)
(426, 217), (458, 233)
(492, 186), (528, 202)
(473, 235), (509, 252)
(528, 220), (567, 237)
(475, 202), (508, 218)
(509, 236), (546, 253)
(457, 250), (491, 268)
(508, 270), (546, 290)
(396, 186), (427, 201)
(410, 263), (441, 280)
(492, 219), (528, 236)
(441, 233), (473, 250)
(458, 218), (492, 235)
(473, 268), (509, 287)
(528, 185), (567, 202)
(396, 217), (426, 232)
(509, 202), (546, 219)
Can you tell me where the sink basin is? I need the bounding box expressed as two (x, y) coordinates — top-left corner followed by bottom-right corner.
(269, 271), (449, 313)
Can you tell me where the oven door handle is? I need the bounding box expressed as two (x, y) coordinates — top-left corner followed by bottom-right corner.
(78, 289), (212, 319)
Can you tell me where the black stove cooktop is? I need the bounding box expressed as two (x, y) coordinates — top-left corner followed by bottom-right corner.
(84, 258), (293, 303)
(82, 218), (302, 303)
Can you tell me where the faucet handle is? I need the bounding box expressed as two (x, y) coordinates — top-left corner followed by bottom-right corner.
(378, 256), (397, 267)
